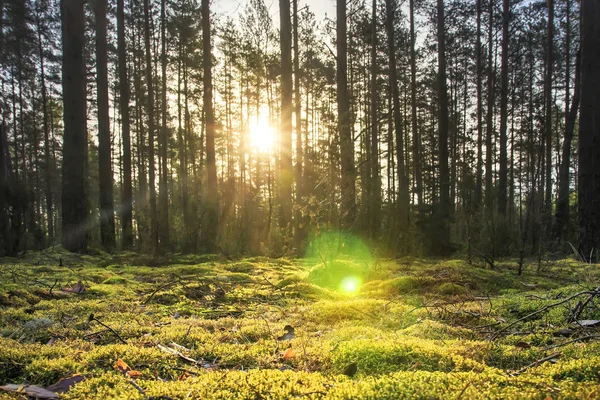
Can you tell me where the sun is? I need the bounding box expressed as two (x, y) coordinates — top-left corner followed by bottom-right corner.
(248, 117), (275, 152)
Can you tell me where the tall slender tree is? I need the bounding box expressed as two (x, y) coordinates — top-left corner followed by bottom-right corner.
(202, 0), (218, 251)
(143, 0), (158, 250)
(437, 0), (450, 254)
(485, 0), (494, 208)
(337, 0), (356, 229)
(370, 0), (380, 237)
(279, 0), (292, 229)
(117, 0), (133, 248)
(95, 0), (116, 249)
(578, 0), (600, 261)
(543, 0), (554, 225)
(498, 0), (509, 216)
(409, 0), (421, 206)
(159, 0), (169, 249)
(475, 0), (483, 208)
(61, 0), (88, 252)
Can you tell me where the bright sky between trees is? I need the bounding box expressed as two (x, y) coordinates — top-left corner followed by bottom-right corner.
(215, 0), (335, 24)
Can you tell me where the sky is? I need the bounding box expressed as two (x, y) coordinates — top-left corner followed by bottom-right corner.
(215, 0), (335, 25)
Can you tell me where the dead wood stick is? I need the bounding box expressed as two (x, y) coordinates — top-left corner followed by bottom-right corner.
(89, 315), (127, 344)
(143, 278), (183, 305)
(491, 290), (599, 340)
(511, 352), (562, 376)
(542, 335), (600, 351)
(127, 379), (146, 395)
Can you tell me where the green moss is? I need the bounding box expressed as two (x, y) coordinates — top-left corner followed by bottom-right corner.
(436, 282), (468, 296)
(2, 253), (600, 399)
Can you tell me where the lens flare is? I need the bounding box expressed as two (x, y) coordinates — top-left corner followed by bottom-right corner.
(340, 276), (361, 294)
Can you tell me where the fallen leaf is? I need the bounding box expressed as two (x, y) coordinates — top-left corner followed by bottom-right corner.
(282, 348), (294, 360)
(114, 358), (131, 373)
(127, 370), (143, 379)
(179, 371), (191, 380)
(0, 384), (59, 399)
(46, 375), (85, 393)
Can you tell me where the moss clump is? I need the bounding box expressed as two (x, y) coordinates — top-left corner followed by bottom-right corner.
(224, 262), (255, 273)
(388, 276), (421, 293)
(436, 282), (467, 296)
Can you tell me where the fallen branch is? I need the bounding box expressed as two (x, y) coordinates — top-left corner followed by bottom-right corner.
(88, 314), (127, 344)
(144, 278), (183, 305)
(542, 335), (600, 351)
(511, 352), (561, 376)
(127, 379), (146, 396)
(490, 289), (599, 340)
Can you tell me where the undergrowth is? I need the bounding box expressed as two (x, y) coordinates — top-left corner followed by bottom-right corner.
(0, 249), (599, 399)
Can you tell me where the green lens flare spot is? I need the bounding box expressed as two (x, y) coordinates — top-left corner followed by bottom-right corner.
(340, 276), (361, 294)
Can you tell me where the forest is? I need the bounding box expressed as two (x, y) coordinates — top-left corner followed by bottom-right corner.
(1, 0), (600, 398)
(0, 0), (596, 261)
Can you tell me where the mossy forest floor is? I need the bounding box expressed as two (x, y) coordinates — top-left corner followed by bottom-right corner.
(2, 249), (600, 399)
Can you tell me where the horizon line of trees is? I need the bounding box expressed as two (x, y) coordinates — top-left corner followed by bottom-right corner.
(0, 0), (599, 263)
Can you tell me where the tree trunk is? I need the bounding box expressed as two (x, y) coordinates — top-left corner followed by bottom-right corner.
(409, 0), (421, 207)
(117, 0), (133, 249)
(554, 50), (580, 241)
(143, 0), (158, 250)
(437, 0), (451, 254)
(60, 0), (88, 252)
(370, 0), (380, 238)
(202, 0), (218, 251)
(485, 0), (494, 209)
(293, 0), (303, 247)
(337, 0), (356, 229)
(279, 0), (293, 229)
(498, 0), (509, 216)
(95, 0), (116, 249)
(475, 0), (483, 208)
(544, 0), (554, 226)
(36, 6), (53, 243)
(578, 0), (600, 261)
(385, 0), (408, 229)
(159, 0), (169, 249)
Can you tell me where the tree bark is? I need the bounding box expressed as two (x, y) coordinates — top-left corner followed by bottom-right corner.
(143, 0), (158, 250)
(543, 0), (554, 226)
(202, 0), (218, 251)
(578, 0), (600, 261)
(95, 0), (116, 249)
(36, 4), (54, 242)
(279, 0), (293, 229)
(485, 0), (494, 209)
(554, 50), (580, 241)
(437, 0), (451, 254)
(293, 0), (303, 246)
(409, 0), (421, 207)
(386, 0), (408, 230)
(370, 0), (380, 238)
(60, 0), (88, 252)
(117, 0), (133, 249)
(498, 0), (509, 216)
(475, 0), (483, 208)
(159, 0), (169, 249)
(337, 0), (356, 229)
